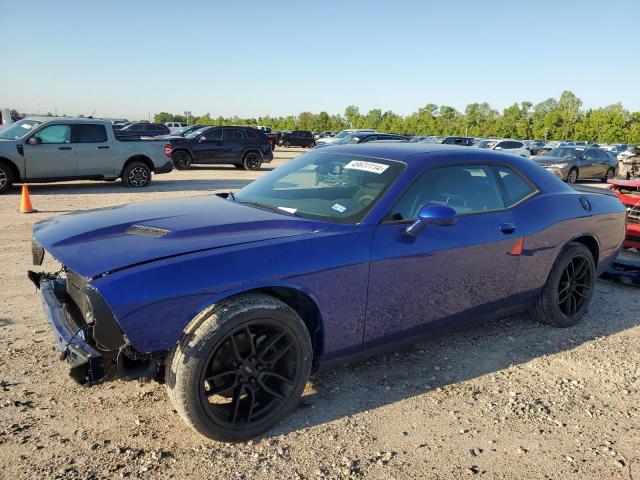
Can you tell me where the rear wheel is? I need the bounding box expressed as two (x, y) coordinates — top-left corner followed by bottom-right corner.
(172, 150), (192, 170)
(122, 161), (151, 187)
(529, 242), (595, 327)
(0, 161), (14, 194)
(242, 152), (262, 171)
(602, 168), (615, 182)
(567, 168), (578, 184)
(165, 294), (312, 441)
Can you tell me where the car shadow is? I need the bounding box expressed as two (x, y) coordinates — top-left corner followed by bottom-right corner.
(268, 280), (639, 437)
(14, 178), (254, 195)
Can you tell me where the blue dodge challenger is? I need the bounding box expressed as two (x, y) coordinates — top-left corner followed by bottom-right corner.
(30, 143), (625, 441)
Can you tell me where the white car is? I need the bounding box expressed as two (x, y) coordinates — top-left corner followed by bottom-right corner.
(472, 138), (530, 157)
(315, 129), (376, 145)
(164, 122), (187, 132)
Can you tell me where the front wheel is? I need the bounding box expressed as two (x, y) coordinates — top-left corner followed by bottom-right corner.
(242, 152), (262, 171)
(172, 150), (192, 170)
(529, 242), (595, 327)
(284, 141), (290, 148)
(0, 161), (14, 194)
(122, 161), (151, 187)
(165, 294), (312, 441)
(566, 168), (578, 184)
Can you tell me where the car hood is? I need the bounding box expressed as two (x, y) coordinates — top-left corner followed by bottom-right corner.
(534, 156), (575, 166)
(33, 195), (329, 278)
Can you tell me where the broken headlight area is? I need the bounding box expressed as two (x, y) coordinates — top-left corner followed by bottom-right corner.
(32, 267), (162, 385)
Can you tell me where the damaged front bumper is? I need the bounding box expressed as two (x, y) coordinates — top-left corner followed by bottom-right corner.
(31, 266), (161, 386)
(39, 275), (105, 384)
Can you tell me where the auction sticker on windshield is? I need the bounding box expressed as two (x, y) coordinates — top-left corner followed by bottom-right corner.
(344, 160), (389, 174)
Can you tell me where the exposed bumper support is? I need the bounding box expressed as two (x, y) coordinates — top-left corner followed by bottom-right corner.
(39, 278), (105, 384)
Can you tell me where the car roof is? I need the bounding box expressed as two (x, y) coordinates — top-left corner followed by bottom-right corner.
(323, 142), (478, 163)
(25, 116), (111, 124)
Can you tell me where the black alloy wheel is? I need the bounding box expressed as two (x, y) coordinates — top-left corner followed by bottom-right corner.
(172, 151), (192, 170)
(557, 254), (593, 317)
(530, 242), (595, 327)
(242, 152), (262, 171)
(199, 320), (302, 427)
(166, 294), (312, 441)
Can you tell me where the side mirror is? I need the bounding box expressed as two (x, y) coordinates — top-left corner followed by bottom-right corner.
(27, 136), (42, 145)
(494, 146), (503, 150)
(406, 204), (457, 236)
(198, 136), (206, 143)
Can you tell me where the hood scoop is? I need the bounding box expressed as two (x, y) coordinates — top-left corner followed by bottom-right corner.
(125, 225), (170, 237)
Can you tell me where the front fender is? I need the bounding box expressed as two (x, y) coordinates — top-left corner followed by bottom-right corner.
(92, 226), (373, 360)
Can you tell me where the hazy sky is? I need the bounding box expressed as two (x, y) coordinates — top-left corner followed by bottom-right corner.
(3, 0), (639, 120)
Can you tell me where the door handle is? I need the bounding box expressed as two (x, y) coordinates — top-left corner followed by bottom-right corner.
(499, 223), (516, 234)
(98, 146), (109, 149)
(58, 147), (72, 150)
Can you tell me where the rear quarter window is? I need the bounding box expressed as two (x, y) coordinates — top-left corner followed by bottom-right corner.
(494, 166), (536, 206)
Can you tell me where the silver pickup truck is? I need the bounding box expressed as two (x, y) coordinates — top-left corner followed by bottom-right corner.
(0, 117), (173, 193)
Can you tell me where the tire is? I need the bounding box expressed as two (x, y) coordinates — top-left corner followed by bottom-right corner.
(308, 142), (316, 148)
(165, 294), (312, 442)
(284, 141), (290, 148)
(122, 161), (151, 188)
(566, 168), (578, 184)
(172, 150), (192, 170)
(601, 168), (615, 182)
(0, 161), (14, 194)
(529, 242), (595, 328)
(242, 152), (262, 171)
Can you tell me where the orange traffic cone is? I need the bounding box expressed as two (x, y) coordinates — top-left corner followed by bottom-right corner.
(20, 184), (37, 214)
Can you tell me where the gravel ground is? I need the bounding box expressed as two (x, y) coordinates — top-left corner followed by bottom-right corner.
(0, 148), (638, 479)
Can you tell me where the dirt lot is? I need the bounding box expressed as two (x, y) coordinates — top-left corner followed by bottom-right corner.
(0, 148), (638, 479)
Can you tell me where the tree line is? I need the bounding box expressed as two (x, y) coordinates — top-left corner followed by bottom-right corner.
(154, 91), (640, 144)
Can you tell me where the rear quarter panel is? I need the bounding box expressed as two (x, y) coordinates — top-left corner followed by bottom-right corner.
(510, 191), (625, 304)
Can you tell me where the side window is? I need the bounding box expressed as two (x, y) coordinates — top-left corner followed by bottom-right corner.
(363, 135), (378, 142)
(585, 149), (597, 159)
(74, 125), (107, 143)
(202, 128), (222, 141)
(494, 141), (506, 149)
(494, 166), (535, 207)
(245, 129), (257, 139)
(387, 165), (505, 220)
(34, 125), (71, 144)
(223, 128), (243, 141)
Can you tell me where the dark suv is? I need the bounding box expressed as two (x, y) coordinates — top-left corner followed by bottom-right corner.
(169, 126), (273, 170)
(117, 123), (170, 137)
(281, 130), (315, 148)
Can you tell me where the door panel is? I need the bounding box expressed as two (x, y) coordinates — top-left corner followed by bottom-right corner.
(23, 124), (76, 179)
(364, 211), (521, 348)
(192, 128), (223, 162)
(74, 124), (115, 176)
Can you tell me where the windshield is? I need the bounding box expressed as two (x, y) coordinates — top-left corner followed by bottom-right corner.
(233, 151), (405, 224)
(333, 130), (351, 139)
(335, 134), (362, 145)
(185, 127), (209, 138)
(471, 139), (497, 149)
(0, 119), (42, 140)
(421, 136), (445, 144)
(544, 147), (581, 158)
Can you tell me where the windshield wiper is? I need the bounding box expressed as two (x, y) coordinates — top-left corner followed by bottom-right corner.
(239, 201), (299, 217)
